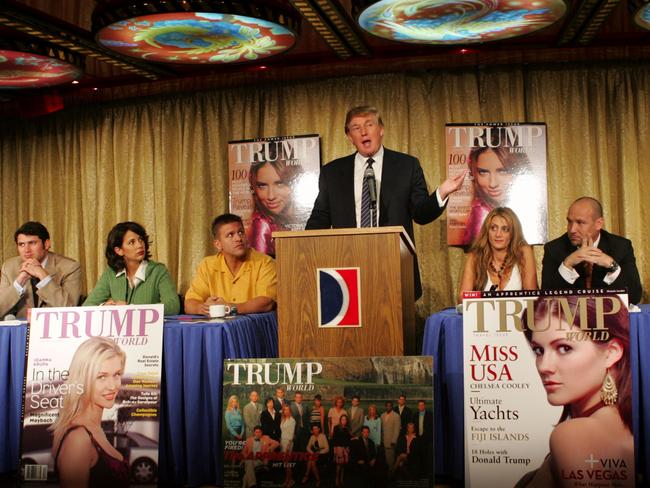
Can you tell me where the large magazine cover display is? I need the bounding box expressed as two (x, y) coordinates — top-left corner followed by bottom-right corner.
(446, 123), (548, 246)
(463, 290), (635, 488)
(228, 134), (321, 256)
(222, 356), (434, 488)
(20, 304), (164, 485)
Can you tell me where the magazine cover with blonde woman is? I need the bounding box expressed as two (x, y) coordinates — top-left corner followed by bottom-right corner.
(20, 304), (164, 486)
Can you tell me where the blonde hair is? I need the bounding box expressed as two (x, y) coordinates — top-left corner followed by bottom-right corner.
(281, 403), (292, 419)
(227, 395), (240, 411)
(470, 207), (527, 290)
(50, 337), (126, 443)
(367, 404), (378, 418)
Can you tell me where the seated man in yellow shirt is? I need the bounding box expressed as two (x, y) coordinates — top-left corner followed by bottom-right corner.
(184, 213), (277, 315)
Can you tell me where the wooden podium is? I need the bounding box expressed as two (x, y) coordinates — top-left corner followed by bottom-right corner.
(273, 226), (416, 358)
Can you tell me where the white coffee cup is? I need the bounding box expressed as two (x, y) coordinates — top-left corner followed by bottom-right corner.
(209, 304), (230, 318)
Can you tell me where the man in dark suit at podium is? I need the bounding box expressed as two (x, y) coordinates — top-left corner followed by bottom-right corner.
(305, 106), (466, 299)
(542, 197), (642, 304)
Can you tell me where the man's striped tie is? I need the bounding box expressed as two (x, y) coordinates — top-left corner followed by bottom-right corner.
(360, 158), (376, 227)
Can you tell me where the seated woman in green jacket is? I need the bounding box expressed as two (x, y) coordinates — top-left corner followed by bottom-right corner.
(84, 222), (180, 315)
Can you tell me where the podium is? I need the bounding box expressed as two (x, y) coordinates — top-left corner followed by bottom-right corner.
(273, 227), (416, 358)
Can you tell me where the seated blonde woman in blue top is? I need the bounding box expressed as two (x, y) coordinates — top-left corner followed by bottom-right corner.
(84, 222), (179, 315)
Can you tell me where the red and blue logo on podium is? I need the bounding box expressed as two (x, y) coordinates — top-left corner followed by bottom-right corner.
(317, 268), (362, 328)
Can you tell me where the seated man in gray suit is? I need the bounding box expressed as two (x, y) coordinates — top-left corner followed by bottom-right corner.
(0, 222), (81, 319)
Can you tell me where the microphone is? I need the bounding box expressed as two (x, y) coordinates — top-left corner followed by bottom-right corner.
(364, 165), (377, 208)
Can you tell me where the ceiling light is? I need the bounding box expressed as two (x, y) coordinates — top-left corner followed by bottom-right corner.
(92, 1), (300, 64)
(0, 39), (83, 89)
(352, 0), (566, 44)
(634, 3), (650, 29)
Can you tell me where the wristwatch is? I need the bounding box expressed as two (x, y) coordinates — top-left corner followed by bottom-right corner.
(608, 261), (620, 273)
(229, 304), (238, 316)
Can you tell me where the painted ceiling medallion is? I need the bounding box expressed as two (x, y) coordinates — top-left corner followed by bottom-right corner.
(0, 50), (82, 89)
(634, 4), (650, 30)
(96, 12), (297, 64)
(355, 0), (566, 44)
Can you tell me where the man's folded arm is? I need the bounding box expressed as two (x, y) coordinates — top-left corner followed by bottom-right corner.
(0, 267), (21, 317)
(236, 296), (275, 314)
(241, 257), (277, 314)
(611, 240), (642, 304)
(38, 261), (82, 307)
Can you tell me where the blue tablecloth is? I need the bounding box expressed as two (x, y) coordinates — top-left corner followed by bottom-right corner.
(0, 313), (278, 486)
(0, 324), (27, 474)
(423, 305), (650, 483)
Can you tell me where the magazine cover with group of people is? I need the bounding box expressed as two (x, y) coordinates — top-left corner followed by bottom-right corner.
(20, 304), (164, 485)
(221, 356), (434, 488)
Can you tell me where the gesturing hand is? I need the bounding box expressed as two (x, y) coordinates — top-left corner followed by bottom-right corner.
(438, 170), (468, 201)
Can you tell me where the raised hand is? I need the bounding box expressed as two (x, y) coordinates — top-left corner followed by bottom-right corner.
(438, 169), (468, 201)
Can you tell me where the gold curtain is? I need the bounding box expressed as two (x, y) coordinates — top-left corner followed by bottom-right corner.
(1, 62), (649, 318)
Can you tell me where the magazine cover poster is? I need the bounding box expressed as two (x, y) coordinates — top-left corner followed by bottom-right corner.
(446, 123), (548, 247)
(222, 356), (434, 488)
(463, 290), (634, 488)
(228, 134), (321, 256)
(21, 304), (164, 485)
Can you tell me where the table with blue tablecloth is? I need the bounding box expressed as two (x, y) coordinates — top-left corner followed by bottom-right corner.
(423, 305), (650, 484)
(0, 313), (278, 486)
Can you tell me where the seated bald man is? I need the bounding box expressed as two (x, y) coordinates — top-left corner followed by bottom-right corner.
(541, 196), (642, 303)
